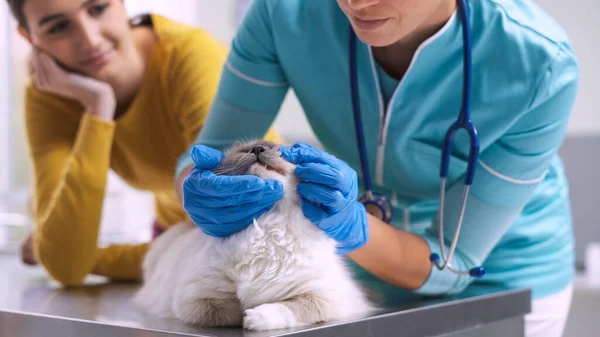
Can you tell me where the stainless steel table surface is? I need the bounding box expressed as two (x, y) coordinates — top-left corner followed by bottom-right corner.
(0, 254), (531, 337)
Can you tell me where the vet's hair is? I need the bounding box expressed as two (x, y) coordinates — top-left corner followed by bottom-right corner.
(6, 0), (27, 28)
(212, 140), (281, 176)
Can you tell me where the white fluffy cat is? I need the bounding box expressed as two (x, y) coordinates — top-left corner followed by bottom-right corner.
(134, 140), (374, 331)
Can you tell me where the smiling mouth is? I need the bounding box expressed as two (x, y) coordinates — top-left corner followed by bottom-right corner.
(350, 15), (390, 30)
(81, 50), (113, 66)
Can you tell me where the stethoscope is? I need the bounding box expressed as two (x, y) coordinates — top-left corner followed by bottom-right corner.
(349, 0), (485, 278)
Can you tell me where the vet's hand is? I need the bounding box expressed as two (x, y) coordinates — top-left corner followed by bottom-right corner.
(279, 142), (369, 255)
(182, 145), (285, 237)
(31, 48), (116, 121)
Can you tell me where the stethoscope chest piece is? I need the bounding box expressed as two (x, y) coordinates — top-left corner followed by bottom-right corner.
(359, 192), (392, 223)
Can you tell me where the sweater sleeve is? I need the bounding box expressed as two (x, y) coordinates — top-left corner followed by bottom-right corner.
(175, 0), (288, 181)
(91, 243), (150, 280)
(24, 86), (116, 286)
(413, 47), (579, 295)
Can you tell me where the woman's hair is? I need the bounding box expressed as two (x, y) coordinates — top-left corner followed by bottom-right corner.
(5, 1), (150, 30)
(6, 0), (27, 28)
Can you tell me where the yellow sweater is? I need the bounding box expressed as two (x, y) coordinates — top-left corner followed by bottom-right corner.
(24, 14), (280, 286)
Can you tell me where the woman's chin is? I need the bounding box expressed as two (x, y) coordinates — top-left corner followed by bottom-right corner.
(84, 65), (113, 81)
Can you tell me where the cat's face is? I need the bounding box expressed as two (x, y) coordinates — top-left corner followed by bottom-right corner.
(212, 140), (294, 182)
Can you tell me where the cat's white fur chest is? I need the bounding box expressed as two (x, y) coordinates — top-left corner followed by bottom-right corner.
(218, 190), (343, 308)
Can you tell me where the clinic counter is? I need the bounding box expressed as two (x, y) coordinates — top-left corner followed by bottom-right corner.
(0, 255), (530, 337)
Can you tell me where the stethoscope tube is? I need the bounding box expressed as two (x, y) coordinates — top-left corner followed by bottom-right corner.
(429, 0), (484, 278)
(349, 0), (485, 278)
(349, 27), (393, 223)
(349, 30), (371, 194)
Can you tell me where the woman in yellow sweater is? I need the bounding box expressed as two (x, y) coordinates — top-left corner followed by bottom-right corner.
(7, 0), (280, 286)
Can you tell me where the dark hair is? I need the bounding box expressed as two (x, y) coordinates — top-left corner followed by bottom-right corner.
(6, 0), (27, 28)
(6, 1), (152, 30)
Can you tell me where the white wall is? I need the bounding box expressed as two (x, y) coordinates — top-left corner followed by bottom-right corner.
(126, 0), (239, 44)
(0, 8), (11, 194)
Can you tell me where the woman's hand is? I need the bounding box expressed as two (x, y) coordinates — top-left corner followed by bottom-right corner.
(20, 233), (38, 266)
(31, 48), (116, 121)
(182, 145), (285, 237)
(279, 142), (369, 255)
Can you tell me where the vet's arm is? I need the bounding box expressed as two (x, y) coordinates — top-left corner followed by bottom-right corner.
(347, 214), (432, 290)
(348, 191), (524, 292)
(175, 0), (288, 200)
(348, 50), (579, 295)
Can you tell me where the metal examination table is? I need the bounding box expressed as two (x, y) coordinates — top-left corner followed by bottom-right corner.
(0, 255), (530, 337)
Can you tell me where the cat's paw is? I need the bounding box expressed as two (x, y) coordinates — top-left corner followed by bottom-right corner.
(243, 303), (298, 331)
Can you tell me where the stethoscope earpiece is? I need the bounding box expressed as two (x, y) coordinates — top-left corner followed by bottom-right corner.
(468, 267), (485, 278)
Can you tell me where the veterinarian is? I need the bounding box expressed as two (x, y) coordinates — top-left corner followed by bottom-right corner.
(6, 0), (281, 285)
(176, 1), (579, 336)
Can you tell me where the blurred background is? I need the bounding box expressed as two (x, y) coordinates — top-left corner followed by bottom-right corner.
(0, 0), (598, 335)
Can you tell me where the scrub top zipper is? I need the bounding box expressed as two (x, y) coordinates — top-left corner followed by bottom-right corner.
(367, 47), (399, 186)
(367, 17), (452, 187)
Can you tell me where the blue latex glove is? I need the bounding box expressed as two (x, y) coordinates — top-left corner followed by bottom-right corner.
(279, 142), (369, 255)
(182, 145), (284, 237)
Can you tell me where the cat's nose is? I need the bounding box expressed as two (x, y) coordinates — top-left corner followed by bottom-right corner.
(250, 146), (266, 157)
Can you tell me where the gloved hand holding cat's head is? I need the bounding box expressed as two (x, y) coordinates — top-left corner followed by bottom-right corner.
(183, 140), (368, 255)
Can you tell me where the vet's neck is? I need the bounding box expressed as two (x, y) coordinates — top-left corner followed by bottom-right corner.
(372, 0), (456, 81)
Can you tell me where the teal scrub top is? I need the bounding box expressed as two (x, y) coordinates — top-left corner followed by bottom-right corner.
(176, 0), (579, 301)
